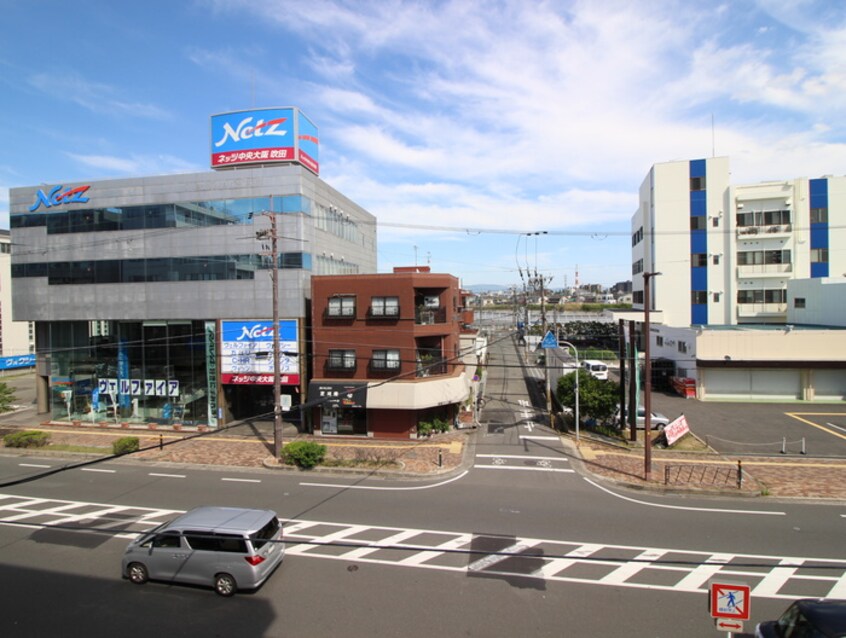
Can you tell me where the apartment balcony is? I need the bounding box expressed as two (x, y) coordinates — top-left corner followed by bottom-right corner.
(736, 303), (787, 319)
(736, 224), (792, 238)
(416, 358), (448, 378)
(415, 306), (447, 325)
(736, 263), (793, 277)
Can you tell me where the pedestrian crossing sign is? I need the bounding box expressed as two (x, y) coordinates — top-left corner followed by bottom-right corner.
(540, 331), (558, 349)
(709, 582), (751, 620)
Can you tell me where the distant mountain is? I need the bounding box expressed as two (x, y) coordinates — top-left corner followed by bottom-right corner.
(465, 284), (510, 293)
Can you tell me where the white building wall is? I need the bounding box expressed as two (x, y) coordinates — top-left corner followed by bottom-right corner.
(787, 278), (846, 327)
(0, 233), (33, 357)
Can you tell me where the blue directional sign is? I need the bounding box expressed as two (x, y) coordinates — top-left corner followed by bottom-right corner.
(541, 330), (559, 349)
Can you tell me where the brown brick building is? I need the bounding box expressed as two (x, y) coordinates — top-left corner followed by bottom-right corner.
(308, 267), (477, 439)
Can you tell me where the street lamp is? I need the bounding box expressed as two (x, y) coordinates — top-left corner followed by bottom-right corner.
(643, 271), (661, 481)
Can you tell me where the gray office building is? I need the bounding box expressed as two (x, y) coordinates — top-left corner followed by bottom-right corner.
(9, 113), (377, 427)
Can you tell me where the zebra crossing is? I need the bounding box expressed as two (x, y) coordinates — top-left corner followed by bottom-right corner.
(1, 492), (845, 600)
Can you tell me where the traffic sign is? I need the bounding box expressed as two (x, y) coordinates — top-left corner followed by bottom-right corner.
(715, 619), (744, 633)
(709, 582), (751, 621)
(540, 330), (558, 349)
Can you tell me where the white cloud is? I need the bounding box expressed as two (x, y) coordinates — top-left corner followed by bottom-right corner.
(65, 153), (200, 176)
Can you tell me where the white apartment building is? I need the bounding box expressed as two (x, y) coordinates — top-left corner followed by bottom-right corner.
(0, 230), (34, 358)
(631, 157), (846, 327)
(626, 158), (846, 402)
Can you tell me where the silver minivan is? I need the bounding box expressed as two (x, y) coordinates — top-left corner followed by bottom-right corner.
(122, 506), (284, 596)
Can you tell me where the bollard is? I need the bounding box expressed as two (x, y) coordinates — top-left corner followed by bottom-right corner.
(664, 466), (669, 485)
(737, 460), (742, 489)
(438, 449), (443, 467)
(801, 438), (806, 455)
(159, 435), (163, 451)
(781, 437), (786, 454)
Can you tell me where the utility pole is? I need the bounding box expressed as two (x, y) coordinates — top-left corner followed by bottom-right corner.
(257, 211), (283, 459)
(643, 271), (661, 481)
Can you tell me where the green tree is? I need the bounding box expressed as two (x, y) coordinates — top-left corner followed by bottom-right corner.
(0, 382), (16, 413)
(555, 370), (618, 425)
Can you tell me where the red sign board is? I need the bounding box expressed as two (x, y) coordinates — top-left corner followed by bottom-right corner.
(710, 582), (751, 620)
(664, 414), (691, 446)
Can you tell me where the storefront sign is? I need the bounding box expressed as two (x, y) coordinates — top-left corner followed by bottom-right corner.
(220, 320), (300, 385)
(205, 321), (219, 427)
(308, 382), (367, 409)
(0, 354), (35, 371)
(29, 184), (91, 212)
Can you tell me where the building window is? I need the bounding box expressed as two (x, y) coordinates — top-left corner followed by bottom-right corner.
(712, 216), (719, 228)
(656, 336), (663, 347)
(712, 292), (721, 303)
(811, 248), (829, 263)
(691, 253), (707, 267)
(690, 216), (707, 231)
(691, 291), (707, 304)
(632, 227), (643, 246)
(632, 259), (643, 275)
(371, 350), (401, 370)
(794, 297), (806, 309)
(690, 176), (706, 191)
(712, 254), (720, 265)
(737, 289), (786, 304)
(327, 296), (356, 317)
(633, 291), (644, 304)
(678, 341), (688, 354)
(327, 350), (356, 370)
(370, 296), (399, 317)
(810, 207), (828, 224)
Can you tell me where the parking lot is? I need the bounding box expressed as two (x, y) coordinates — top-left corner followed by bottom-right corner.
(648, 390), (846, 458)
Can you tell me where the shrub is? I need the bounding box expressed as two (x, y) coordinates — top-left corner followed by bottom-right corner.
(3, 430), (50, 448)
(282, 440), (326, 469)
(417, 421), (433, 437)
(112, 436), (140, 455)
(432, 418), (451, 433)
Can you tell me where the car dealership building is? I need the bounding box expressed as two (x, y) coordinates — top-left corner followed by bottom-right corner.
(8, 107), (376, 427)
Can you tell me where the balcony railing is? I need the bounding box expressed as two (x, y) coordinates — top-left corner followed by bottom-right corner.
(736, 303), (787, 318)
(326, 360), (357, 372)
(325, 306), (356, 320)
(416, 359), (448, 378)
(369, 359), (401, 373)
(736, 224), (792, 236)
(736, 263), (793, 276)
(415, 306), (446, 325)
(368, 305), (400, 319)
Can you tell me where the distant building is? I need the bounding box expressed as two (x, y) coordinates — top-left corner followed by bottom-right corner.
(0, 230), (34, 358)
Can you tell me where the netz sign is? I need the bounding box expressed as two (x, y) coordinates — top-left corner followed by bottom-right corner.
(29, 184), (91, 212)
(210, 107), (319, 174)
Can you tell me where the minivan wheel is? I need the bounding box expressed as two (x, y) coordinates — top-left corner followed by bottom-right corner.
(214, 573), (237, 597)
(127, 562), (149, 584)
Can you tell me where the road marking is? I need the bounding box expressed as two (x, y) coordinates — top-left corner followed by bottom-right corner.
(19, 463), (51, 468)
(519, 435), (559, 441)
(221, 478), (261, 483)
(300, 470), (469, 491)
(584, 477), (785, 516)
(786, 413), (846, 441)
(148, 473), (185, 479)
(477, 454), (568, 461)
(80, 468), (116, 474)
(474, 465), (574, 473)
(1, 493), (845, 600)
(826, 422), (846, 434)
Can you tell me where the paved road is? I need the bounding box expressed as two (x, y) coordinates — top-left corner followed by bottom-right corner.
(1, 338), (845, 636)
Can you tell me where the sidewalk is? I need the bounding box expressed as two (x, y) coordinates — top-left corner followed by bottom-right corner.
(2, 407), (846, 500)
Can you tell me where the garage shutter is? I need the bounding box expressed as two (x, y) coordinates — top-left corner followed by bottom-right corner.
(813, 370), (846, 401)
(703, 369), (801, 400)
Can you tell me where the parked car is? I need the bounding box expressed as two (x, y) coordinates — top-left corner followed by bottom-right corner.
(615, 405), (671, 430)
(755, 598), (846, 637)
(122, 506), (284, 596)
(581, 360), (609, 380)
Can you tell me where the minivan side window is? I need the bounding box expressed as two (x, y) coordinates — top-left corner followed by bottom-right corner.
(152, 531), (182, 549)
(184, 531), (247, 553)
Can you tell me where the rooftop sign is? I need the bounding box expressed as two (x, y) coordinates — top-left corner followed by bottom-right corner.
(210, 107), (319, 174)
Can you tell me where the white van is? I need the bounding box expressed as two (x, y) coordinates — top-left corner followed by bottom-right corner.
(581, 360), (609, 380)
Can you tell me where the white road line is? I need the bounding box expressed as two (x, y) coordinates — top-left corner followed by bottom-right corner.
(468, 540), (539, 572)
(674, 554), (733, 591)
(826, 422), (846, 433)
(584, 477), (786, 516)
(80, 468), (116, 474)
(600, 549), (667, 584)
(477, 454), (568, 462)
(221, 478), (261, 483)
(300, 470), (469, 491)
(341, 530), (421, 561)
(19, 463), (51, 468)
(828, 569), (846, 598)
(753, 558), (803, 597)
(519, 435), (559, 441)
(398, 533), (472, 566)
(148, 473), (185, 479)
(531, 544), (603, 578)
(286, 525), (370, 556)
(474, 465), (574, 473)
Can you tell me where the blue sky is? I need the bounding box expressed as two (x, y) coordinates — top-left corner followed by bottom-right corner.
(2, 0), (846, 289)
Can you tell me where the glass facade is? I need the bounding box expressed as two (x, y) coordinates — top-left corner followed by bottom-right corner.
(46, 320), (211, 425)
